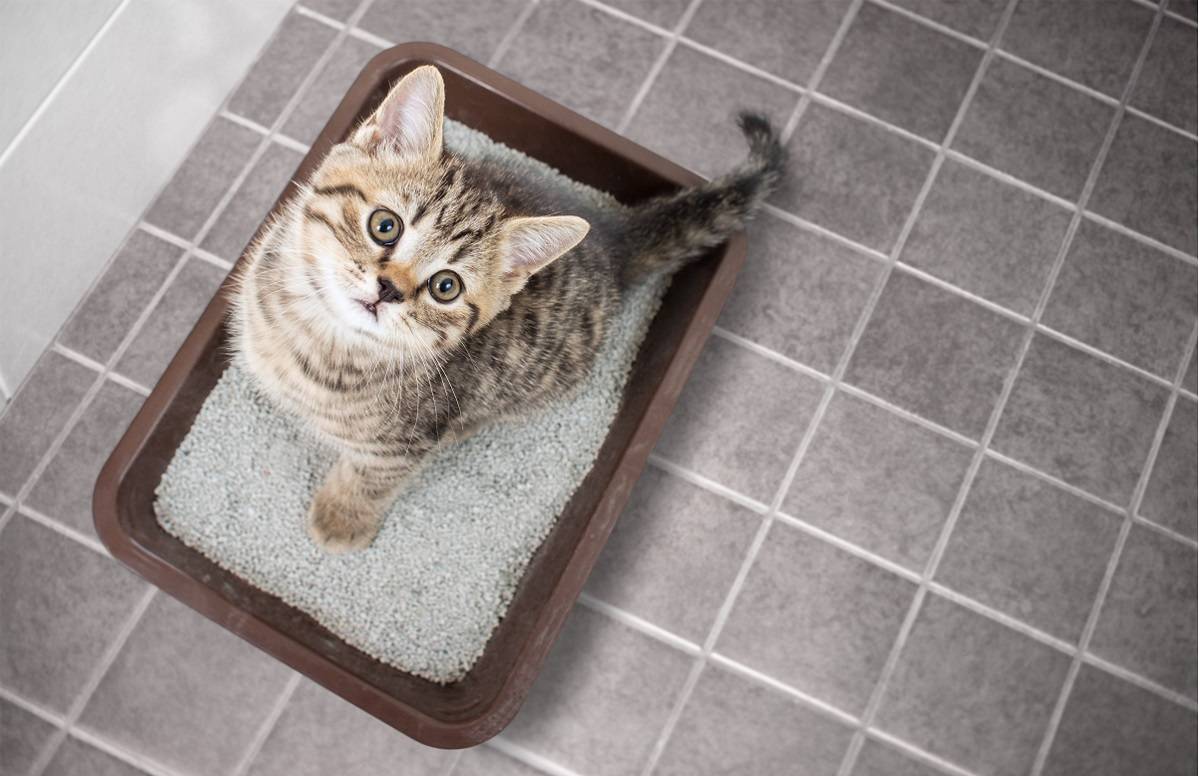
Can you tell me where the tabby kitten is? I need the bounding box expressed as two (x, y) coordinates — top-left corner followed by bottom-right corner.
(232, 65), (785, 553)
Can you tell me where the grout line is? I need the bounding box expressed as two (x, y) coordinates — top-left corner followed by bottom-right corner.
(867, 0), (988, 49)
(780, 0), (865, 142)
(1125, 104), (1200, 141)
(487, 737), (587, 776)
(706, 652), (860, 727)
(892, 263), (1028, 324)
(1080, 210), (1198, 266)
(0, 685), (66, 728)
(773, 512), (923, 584)
(28, 586), (156, 776)
(1162, 6), (1198, 26)
(217, 108), (273, 137)
(136, 221), (192, 250)
(982, 450), (1127, 517)
(807, 91), (941, 150)
(576, 594), (703, 656)
(16, 506), (111, 557)
(107, 371), (152, 398)
(488, 0), (541, 68)
(0, 370), (11, 403)
(832, 1), (1027, 771)
(1080, 651), (1199, 711)
(709, 327), (830, 383)
(759, 204), (889, 259)
(673, 37), (807, 94)
(1031, 320), (1198, 774)
(1130, 512), (1199, 549)
(616, 0), (707, 133)
(645, 454), (771, 513)
(925, 582), (1078, 654)
(0, 0), (132, 169)
(229, 672), (302, 776)
(991, 49), (1122, 106)
(291, 3), (344, 28)
(942, 149), (1078, 209)
(192, 246), (235, 272)
(639, 4), (872, 774)
(271, 132), (312, 154)
(66, 727), (185, 776)
(864, 729), (980, 776)
(50, 343), (107, 374)
(575, 0), (672, 37)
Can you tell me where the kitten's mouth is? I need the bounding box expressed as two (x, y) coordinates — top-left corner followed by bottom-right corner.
(356, 299), (379, 320)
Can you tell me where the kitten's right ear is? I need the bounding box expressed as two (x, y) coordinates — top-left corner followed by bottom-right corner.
(351, 65), (445, 160)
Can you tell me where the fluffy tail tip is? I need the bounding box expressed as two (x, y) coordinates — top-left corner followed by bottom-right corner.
(737, 110), (786, 167)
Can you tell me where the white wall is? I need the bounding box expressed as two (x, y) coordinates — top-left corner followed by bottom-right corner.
(0, 0), (293, 405)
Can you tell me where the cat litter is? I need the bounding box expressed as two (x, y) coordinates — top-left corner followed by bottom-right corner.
(155, 119), (668, 683)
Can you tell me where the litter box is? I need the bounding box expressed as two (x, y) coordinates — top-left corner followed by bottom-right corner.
(94, 43), (747, 748)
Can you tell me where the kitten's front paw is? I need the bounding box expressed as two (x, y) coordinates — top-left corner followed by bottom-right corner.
(307, 488), (381, 554)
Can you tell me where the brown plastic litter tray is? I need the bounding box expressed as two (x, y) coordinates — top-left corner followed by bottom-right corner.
(94, 42), (747, 748)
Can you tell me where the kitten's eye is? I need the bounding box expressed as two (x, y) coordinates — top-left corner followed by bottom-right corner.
(368, 208), (403, 246)
(428, 270), (463, 303)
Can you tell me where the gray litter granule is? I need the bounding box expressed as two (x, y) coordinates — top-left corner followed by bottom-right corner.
(155, 120), (667, 683)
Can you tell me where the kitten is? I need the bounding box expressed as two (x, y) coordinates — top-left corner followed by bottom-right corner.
(232, 65), (786, 553)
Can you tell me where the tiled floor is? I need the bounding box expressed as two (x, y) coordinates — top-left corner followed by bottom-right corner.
(0, 0), (1195, 774)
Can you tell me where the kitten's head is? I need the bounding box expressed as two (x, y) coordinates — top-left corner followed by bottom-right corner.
(274, 65), (588, 355)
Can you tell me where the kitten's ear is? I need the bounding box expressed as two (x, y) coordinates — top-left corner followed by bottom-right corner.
(497, 216), (590, 288)
(352, 65), (445, 160)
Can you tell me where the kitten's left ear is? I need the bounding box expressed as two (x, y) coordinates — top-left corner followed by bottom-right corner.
(497, 216), (590, 289)
(352, 65), (445, 160)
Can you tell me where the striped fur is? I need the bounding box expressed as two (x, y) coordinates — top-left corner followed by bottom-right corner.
(231, 66), (786, 552)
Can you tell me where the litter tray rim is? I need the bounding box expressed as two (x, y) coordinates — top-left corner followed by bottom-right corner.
(94, 41), (747, 748)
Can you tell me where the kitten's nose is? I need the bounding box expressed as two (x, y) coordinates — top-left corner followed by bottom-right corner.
(377, 276), (404, 304)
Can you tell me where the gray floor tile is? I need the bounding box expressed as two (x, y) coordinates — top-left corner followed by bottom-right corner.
(884, 0), (1007, 40)
(1043, 664), (1197, 776)
(283, 36), (382, 146)
(604, 0), (690, 28)
(875, 594), (1071, 776)
(1168, 0), (1197, 20)
(992, 334), (1170, 505)
(936, 458), (1121, 642)
(26, 381), (143, 537)
(247, 679), (451, 776)
(143, 117), (262, 240)
(1090, 524), (1197, 699)
(453, 746), (542, 776)
(845, 271), (1025, 438)
(1, 697), (58, 776)
(624, 45), (799, 179)
(820, 2), (983, 141)
(1140, 397), (1197, 539)
(656, 663), (854, 776)
(686, 0), (855, 84)
(201, 143), (302, 261)
(1001, 0), (1154, 98)
(503, 606), (693, 776)
(58, 232), (183, 365)
(0, 515), (146, 713)
(43, 737), (149, 776)
(901, 159), (1071, 315)
(776, 103), (935, 251)
(1131, 16), (1197, 133)
(301, 0), (360, 21)
(654, 336), (824, 501)
(495, 0), (666, 129)
(716, 522), (917, 713)
(1089, 113), (1198, 255)
(853, 738), (944, 776)
(784, 392), (973, 571)
(1043, 219), (1197, 378)
(115, 258), (227, 388)
(78, 595), (294, 776)
(585, 467), (760, 643)
(0, 352), (94, 497)
(361, 0), (528, 64)
(716, 214), (883, 374)
(227, 12), (338, 128)
(953, 57), (1113, 200)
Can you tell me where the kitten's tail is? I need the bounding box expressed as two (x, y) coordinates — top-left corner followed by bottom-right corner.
(618, 111), (787, 285)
